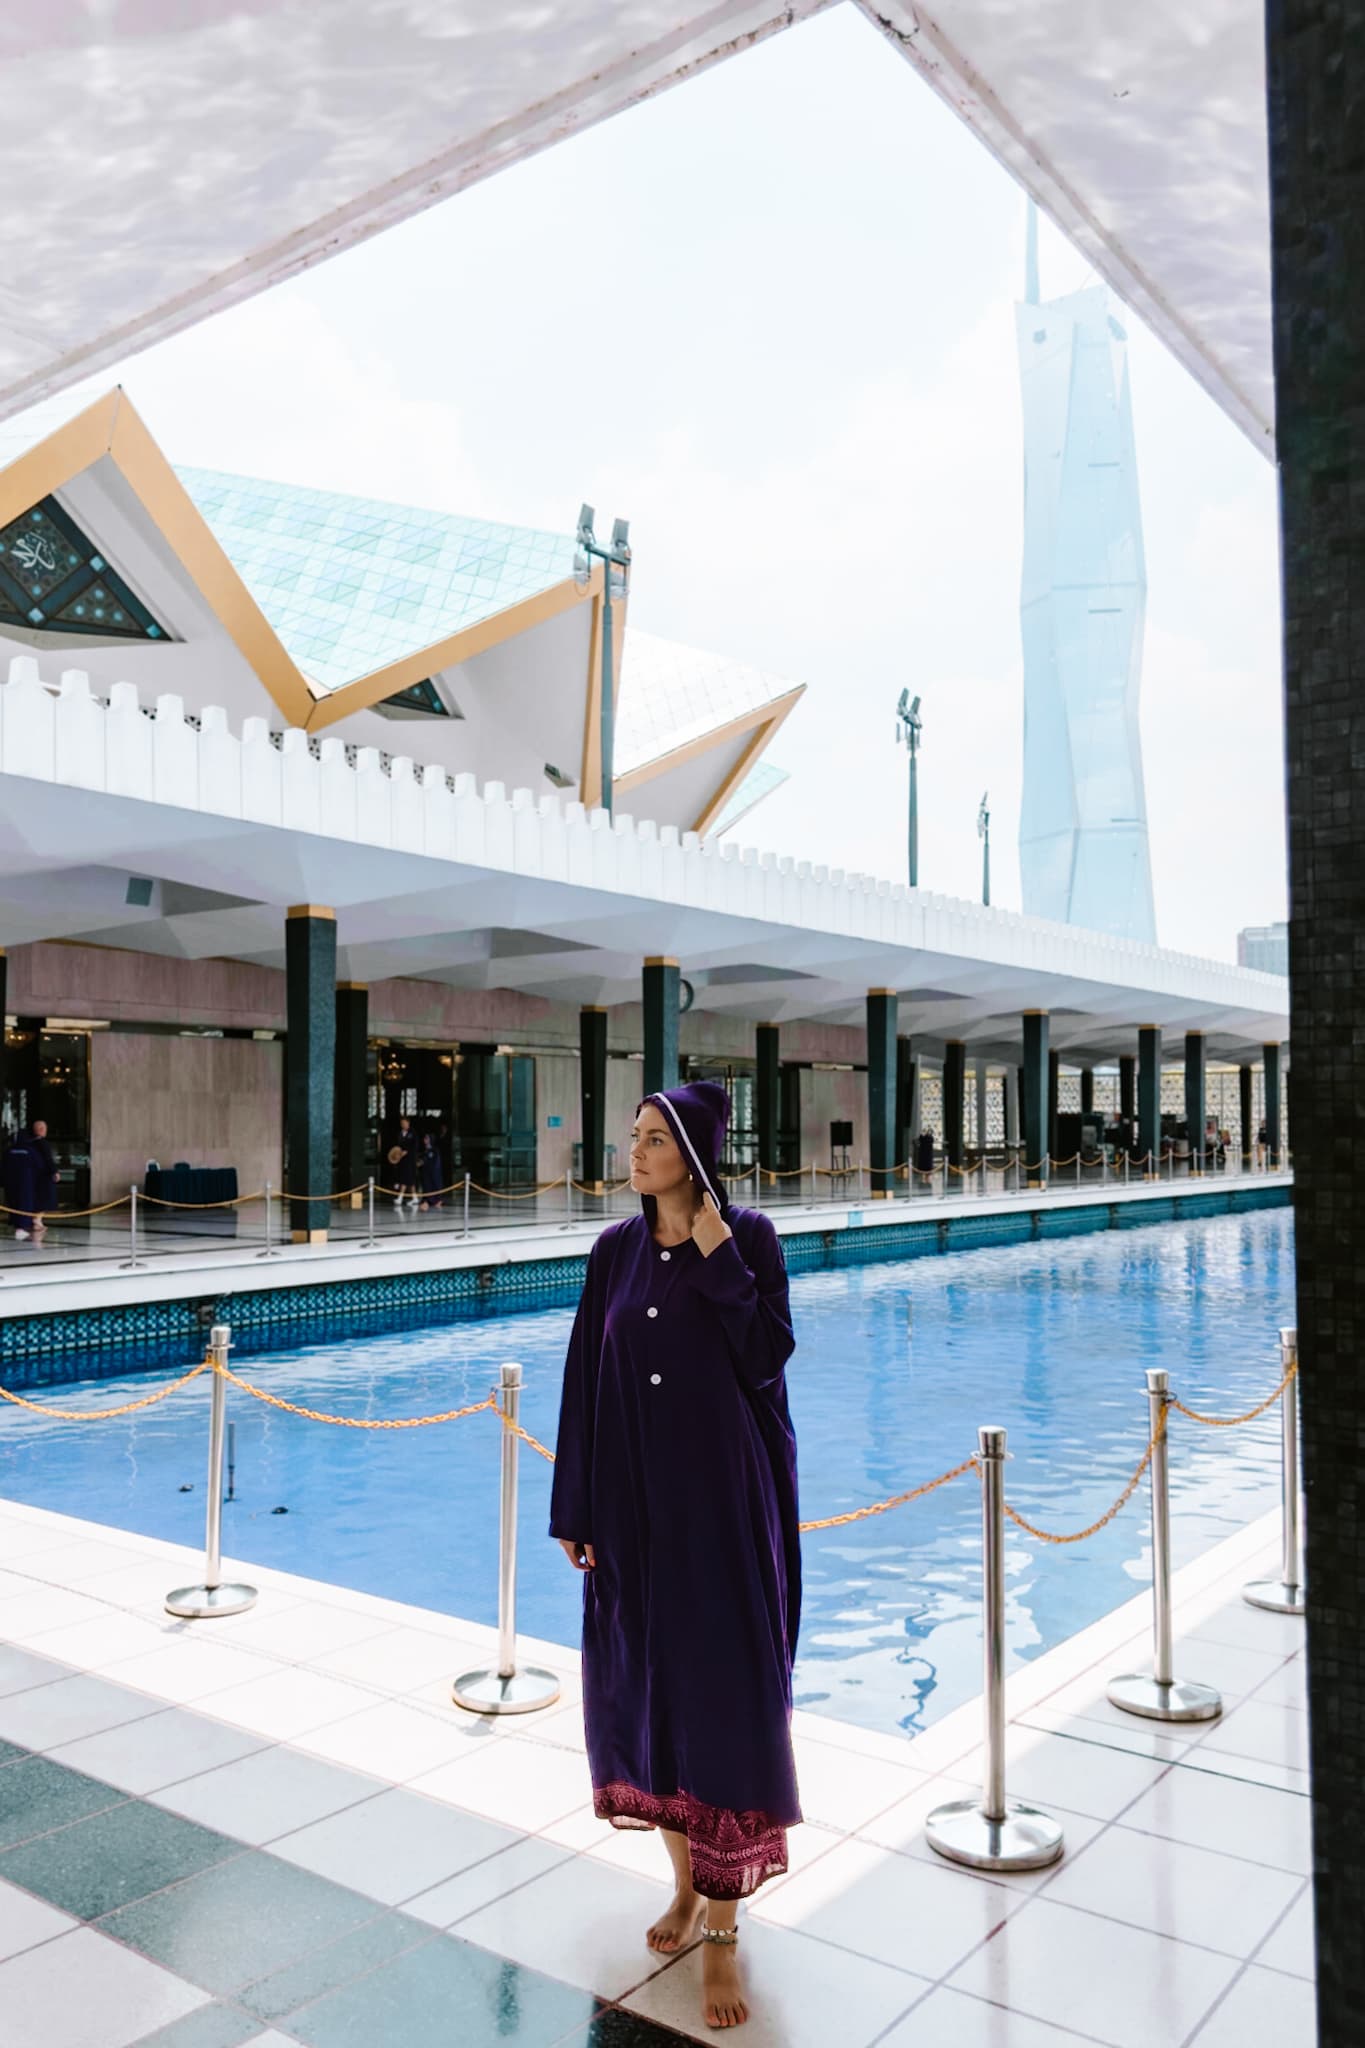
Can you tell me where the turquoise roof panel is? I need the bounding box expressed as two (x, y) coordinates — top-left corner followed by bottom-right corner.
(176, 467), (578, 694)
(710, 760), (789, 839)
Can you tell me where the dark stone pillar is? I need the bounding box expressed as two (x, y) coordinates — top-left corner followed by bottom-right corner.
(286, 907), (337, 1240)
(0, 950), (7, 1124)
(1184, 1031), (1207, 1172)
(1021, 1012), (1048, 1185)
(580, 1007), (608, 1189)
(1263, 1042), (1282, 1170)
(1120, 1052), (1137, 1128)
(333, 984), (369, 1204)
(866, 991), (898, 1197)
(1080, 1066), (1095, 1117)
(943, 1039), (966, 1173)
(1239, 1062), (1255, 1168)
(1137, 1026), (1162, 1174)
(1047, 1050), (1060, 1162)
(1269, 8), (1365, 2027)
(756, 1023), (780, 1176)
(642, 958), (679, 1096)
(896, 1035), (916, 1167)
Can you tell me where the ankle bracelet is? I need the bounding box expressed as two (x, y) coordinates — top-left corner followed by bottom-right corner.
(700, 1926), (739, 1946)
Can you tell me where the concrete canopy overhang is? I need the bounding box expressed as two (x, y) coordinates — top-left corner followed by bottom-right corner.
(2, 4), (1271, 450)
(0, 705), (1288, 1065)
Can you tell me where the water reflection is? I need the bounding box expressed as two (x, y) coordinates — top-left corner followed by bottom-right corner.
(0, 1209), (1294, 1745)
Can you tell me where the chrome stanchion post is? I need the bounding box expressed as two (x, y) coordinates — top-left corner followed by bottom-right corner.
(166, 1326), (257, 1618)
(1109, 1369), (1222, 1720)
(1245, 1330), (1306, 1615)
(463, 1171), (471, 1239)
(927, 1427), (1064, 1871)
(363, 1174), (377, 1249)
(120, 1184), (146, 1270)
(560, 1168), (573, 1231)
(453, 1363), (561, 1714)
(257, 1180), (280, 1260)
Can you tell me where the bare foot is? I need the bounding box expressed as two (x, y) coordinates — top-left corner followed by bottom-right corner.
(702, 1938), (747, 2029)
(646, 1888), (704, 1954)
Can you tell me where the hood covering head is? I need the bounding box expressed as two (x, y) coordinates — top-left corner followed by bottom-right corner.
(637, 1080), (732, 1226)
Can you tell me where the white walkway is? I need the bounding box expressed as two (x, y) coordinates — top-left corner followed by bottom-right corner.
(0, 1494), (1313, 2047)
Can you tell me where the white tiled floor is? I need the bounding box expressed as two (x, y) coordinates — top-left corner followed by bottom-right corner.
(0, 1490), (1318, 2046)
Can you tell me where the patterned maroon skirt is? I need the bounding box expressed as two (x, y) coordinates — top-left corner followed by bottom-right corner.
(594, 1779), (789, 1899)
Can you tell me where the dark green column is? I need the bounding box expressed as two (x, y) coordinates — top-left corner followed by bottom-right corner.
(1138, 1026), (1162, 1174)
(334, 984), (369, 1204)
(1080, 1066), (1095, 1117)
(1119, 1053), (1136, 1128)
(896, 1035), (915, 1167)
(943, 1040), (966, 1174)
(1239, 1062), (1254, 1168)
(642, 958), (679, 1096)
(1263, 1043), (1282, 1169)
(866, 990), (898, 1197)
(1047, 1050), (1060, 1162)
(580, 1007), (608, 1188)
(1021, 1013), (1048, 1184)
(286, 906), (337, 1240)
(755, 1023), (780, 1176)
(1184, 1031), (1207, 1172)
(0, 950), (7, 1120)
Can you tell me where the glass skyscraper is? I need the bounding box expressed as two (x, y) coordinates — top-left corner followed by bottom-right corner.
(1016, 206), (1156, 943)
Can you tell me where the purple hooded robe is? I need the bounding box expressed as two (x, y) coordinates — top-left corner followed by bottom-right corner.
(549, 1080), (803, 1898)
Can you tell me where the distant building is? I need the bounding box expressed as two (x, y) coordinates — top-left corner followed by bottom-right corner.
(1016, 203), (1156, 944)
(1238, 923), (1289, 976)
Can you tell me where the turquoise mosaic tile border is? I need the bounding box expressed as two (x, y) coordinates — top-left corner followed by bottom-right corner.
(0, 1183), (1290, 1384)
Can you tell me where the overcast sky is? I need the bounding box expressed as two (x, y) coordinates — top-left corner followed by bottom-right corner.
(78, 4), (1286, 963)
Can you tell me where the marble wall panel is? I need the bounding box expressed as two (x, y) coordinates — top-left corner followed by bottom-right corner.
(91, 1033), (283, 1202)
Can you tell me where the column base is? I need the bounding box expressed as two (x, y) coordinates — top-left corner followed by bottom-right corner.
(291, 1228), (329, 1244)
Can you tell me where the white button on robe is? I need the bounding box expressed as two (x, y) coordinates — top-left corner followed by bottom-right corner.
(647, 1306), (658, 1318)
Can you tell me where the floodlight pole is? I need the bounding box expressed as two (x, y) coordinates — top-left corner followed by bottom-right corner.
(898, 692), (923, 889)
(577, 512), (632, 821)
(979, 794), (991, 906)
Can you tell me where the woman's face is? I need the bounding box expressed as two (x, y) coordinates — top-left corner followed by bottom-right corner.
(629, 1103), (690, 1198)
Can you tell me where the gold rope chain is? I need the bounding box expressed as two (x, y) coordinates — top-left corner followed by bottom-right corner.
(212, 1362), (499, 1431)
(0, 1357), (212, 1421)
(1170, 1359), (1298, 1429)
(0, 1353), (1295, 1554)
(1001, 1410), (1167, 1546)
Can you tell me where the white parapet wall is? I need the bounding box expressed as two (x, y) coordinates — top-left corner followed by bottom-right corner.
(0, 654), (1289, 1027)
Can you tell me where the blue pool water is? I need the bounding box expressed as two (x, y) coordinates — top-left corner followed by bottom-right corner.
(0, 1210), (1295, 1740)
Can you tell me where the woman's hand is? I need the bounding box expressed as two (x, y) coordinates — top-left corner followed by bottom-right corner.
(559, 1538), (596, 1571)
(691, 1190), (733, 1258)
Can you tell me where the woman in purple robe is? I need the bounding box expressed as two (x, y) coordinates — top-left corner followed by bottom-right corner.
(550, 1079), (802, 2032)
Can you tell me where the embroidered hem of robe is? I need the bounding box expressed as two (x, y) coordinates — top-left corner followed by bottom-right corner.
(593, 1780), (789, 1899)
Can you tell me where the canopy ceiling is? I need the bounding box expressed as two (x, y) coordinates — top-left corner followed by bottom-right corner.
(5, 2), (1271, 447)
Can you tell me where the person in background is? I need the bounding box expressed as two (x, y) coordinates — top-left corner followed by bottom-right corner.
(387, 1114), (417, 1209)
(914, 1127), (936, 1187)
(417, 1129), (444, 1210)
(4, 1119), (57, 1242)
(1256, 1119), (1268, 1169)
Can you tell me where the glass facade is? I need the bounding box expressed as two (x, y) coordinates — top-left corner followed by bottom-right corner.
(1016, 213), (1156, 943)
